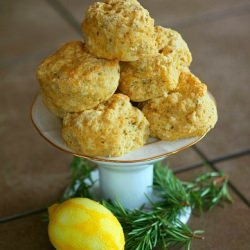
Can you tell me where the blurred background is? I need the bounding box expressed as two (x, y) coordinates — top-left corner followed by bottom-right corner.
(0, 0), (249, 249)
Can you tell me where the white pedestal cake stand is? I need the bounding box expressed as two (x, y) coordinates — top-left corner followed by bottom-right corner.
(31, 95), (207, 224)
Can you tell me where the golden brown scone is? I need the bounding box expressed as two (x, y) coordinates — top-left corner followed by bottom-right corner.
(62, 94), (150, 157)
(142, 72), (218, 141)
(155, 26), (192, 70)
(82, 0), (157, 61)
(40, 90), (67, 118)
(118, 26), (191, 102)
(37, 41), (120, 118)
(119, 54), (179, 102)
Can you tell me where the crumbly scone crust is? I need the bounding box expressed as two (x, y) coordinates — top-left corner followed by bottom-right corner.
(118, 26), (192, 102)
(82, 0), (157, 61)
(40, 89), (67, 118)
(142, 72), (218, 141)
(36, 1), (218, 157)
(155, 26), (192, 70)
(119, 54), (179, 102)
(37, 41), (120, 117)
(62, 94), (150, 157)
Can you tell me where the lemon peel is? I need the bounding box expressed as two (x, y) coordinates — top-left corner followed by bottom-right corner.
(48, 198), (125, 250)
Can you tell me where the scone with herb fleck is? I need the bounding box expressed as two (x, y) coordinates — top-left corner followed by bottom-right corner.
(40, 90), (67, 118)
(37, 41), (120, 118)
(82, 0), (157, 61)
(118, 26), (192, 102)
(155, 26), (192, 70)
(119, 54), (179, 102)
(62, 94), (150, 157)
(142, 72), (217, 141)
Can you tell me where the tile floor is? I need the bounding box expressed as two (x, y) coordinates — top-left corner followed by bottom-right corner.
(0, 0), (249, 249)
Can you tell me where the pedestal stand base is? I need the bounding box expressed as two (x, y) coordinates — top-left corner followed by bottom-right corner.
(86, 169), (192, 224)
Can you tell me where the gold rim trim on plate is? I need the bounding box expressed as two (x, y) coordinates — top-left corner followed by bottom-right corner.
(30, 95), (208, 164)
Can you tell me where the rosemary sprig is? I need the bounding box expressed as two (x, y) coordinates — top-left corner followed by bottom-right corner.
(103, 200), (204, 250)
(153, 162), (190, 209)
(61, 157), (96, 201)
(154, 162), (232, 214)
(182, 171), (233, 213)
(56, 157), (232, 250)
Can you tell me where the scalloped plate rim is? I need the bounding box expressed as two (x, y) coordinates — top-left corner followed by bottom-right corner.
(30, 95), (207, 164)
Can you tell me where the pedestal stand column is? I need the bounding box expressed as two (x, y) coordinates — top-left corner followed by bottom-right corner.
(97, 163), (154, 210)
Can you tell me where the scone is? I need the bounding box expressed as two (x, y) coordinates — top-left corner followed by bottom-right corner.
(142, 72), (218, 141)
(40, 90), (67, 118)
(118, 26), (191, 102)
(155, 26), (192, 70)
(62, 94), (150, 157)
(37, 41), (120, 118)
(82, 0), (157, 61)
(119, 54), (179, 102)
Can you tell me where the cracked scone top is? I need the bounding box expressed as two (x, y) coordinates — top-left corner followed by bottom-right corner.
(155, 26), (192, 70)
(62, 94), (150, 157)
(119, 54), (179, 102)
(82, 0), (157, 61)
(142, 72), (218, 141)
(119, 27), (192, 102)
(37, 41), (120, 117)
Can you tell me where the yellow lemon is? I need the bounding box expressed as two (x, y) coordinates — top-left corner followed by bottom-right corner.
(48, 198), (125, 250)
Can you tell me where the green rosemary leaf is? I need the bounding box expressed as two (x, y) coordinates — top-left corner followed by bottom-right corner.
(69, 156), (96, 182)
(183, 171), (232, 212)
(41, 213), (49, 223)
(153, 162), (190, 209)
(61, 157), (96, 201)
(57, 158), (231, 250)
(102, 200), (200, 250)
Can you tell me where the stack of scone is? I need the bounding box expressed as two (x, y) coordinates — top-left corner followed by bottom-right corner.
(37, 0), (217, 157)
